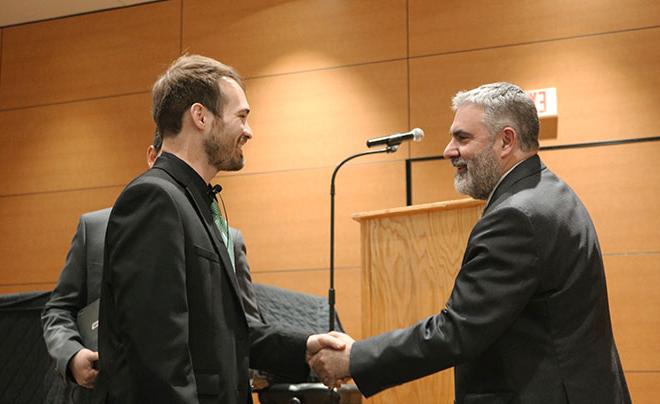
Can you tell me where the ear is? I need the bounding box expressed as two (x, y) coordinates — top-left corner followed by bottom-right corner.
(189, 103), (208, 131)
(499, 127), (517, 158)
(146, 145), (158, 168)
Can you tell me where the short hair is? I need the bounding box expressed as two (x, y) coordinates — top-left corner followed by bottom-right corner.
(452, 82), (539, 151)
(152, 129), (163, 153)
(152, 54), (243, 137)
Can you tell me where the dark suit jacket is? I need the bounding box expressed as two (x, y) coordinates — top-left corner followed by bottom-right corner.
(350, 155), (630, 403)
(96, 153), (308, 404)
(42, 208), (265, 402)
(41, 212), (263, 366)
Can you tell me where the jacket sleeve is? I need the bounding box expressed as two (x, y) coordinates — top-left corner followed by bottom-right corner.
(231, 228), (262, 322)
(41, 216), (89, 379)
(104, 181), (198, 402)
(350, 206), (541, 397)
(238, 227), (311, 381)
(248, 321), (310, 381)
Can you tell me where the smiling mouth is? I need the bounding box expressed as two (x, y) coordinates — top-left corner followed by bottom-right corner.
(451, 159), (467, 174)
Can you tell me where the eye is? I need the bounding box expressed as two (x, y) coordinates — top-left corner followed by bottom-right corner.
(450, 131), (470, 143)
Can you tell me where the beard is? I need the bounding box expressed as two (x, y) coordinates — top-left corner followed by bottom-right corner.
(204, 123), (244, 172)
(452, 145), (502, 200)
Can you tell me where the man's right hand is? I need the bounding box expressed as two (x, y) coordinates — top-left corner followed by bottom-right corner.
(69, 348), (99, 388)
(308, 331), (354, 388)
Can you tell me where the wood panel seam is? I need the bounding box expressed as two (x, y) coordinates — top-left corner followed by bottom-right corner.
(0, 27), (3, 87)
(604, 251), (660, 257)
(0, 0), (170, 30)
(625, 370), (660, 373)
(0, 184), (127, 199)
(216, 157), (410, 179)
(242, 57), (408, 81)
(0, 281), (56, 287)
(179, 0), (184, 53)
(0, 90), (150, 113)
(405, 0), (412, 161)
(226, 25), (660, 82)
(251, 266), (359, 275)
(409, 24), (660, 61)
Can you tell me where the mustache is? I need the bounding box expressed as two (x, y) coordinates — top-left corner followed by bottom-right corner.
(451, 158), (467, 167)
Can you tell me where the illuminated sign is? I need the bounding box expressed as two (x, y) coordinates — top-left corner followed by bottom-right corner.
(526, 87), (557, 118)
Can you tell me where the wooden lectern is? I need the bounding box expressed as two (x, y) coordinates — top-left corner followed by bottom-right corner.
(353, 198), (484, 404)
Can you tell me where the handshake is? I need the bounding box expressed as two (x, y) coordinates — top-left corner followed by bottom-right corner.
(305, 331), (356, 388)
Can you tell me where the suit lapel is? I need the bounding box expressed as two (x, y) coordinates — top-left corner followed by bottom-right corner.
(153, 154), (246, 315)
(185, 186), (244, 306)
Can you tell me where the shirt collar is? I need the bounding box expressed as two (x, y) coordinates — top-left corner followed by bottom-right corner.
(158, 152), (215, 203)
(485, 156), (533, 206)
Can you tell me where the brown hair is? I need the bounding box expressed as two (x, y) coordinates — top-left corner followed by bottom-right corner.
(152, 54), (243, 137)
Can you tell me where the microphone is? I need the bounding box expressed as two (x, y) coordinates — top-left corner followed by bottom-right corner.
(210, 184), (223, 196)
(366, 128), (424, 148)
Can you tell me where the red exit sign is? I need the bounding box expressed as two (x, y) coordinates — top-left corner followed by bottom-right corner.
(526, 88), (557, 118)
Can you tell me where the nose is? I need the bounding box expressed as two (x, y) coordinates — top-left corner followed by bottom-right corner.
(243, 123), (253, 139)
(443, 137), (459, 160)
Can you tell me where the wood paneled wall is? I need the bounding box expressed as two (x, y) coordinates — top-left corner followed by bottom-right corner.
(0, 0), (658, 401)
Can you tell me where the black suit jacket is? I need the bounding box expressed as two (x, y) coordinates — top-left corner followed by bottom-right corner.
(41, 212), (262, 370)
(96, 153), (308, 404)
(350, 155), (630, 403)
(42, 209), (266, 403)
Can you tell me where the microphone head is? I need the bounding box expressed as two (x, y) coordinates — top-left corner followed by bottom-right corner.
(211, 184), (223, 195)
(412, 128), (424, 142)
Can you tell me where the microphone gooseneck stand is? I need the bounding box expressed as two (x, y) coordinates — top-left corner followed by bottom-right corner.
(328, 144), (400, 332)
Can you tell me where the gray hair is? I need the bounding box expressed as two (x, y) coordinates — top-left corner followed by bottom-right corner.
(452, 82), (539, 151)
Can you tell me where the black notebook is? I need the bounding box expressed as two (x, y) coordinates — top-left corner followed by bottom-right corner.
(76, 298), (100, 351)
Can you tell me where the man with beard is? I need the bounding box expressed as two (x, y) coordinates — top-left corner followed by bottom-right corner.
(95, 54), (343, 404)
(41, 132), (270, 402)
(308, 82), (631, 403)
